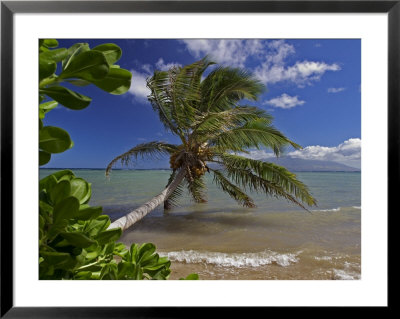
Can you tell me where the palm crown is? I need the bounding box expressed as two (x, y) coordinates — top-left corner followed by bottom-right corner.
(106, 58), (316, 230)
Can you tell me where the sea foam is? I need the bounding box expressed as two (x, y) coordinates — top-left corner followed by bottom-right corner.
(332, 269), (361, 280)
(332, 262), (361, 280)
(160, 250), (300, 268)
(312, 207), (341, 212)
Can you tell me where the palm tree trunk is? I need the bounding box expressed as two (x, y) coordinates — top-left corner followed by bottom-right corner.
(107, 169), (186, 232)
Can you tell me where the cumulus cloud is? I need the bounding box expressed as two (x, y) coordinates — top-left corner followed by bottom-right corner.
(155, 58), (182, 71)
(254, 41), (341, 86)
(255, 60), (341, 87)
(128, 58), (181, 101)
(327, 87), (346, 93)
(180, 39), (263, 67)
(141, 64), (152, 73)
(239, 138), (361, 168)
(264, 93), (305, 109)
(237, 150), (275, 160)
(287, 138), (361, 167)
(129, 69), (151, 101)
(180, 39), (341, 87)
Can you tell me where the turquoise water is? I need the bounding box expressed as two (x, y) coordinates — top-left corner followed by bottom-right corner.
(40, 169), (361, 280)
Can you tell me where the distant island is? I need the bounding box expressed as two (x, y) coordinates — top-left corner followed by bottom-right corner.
(265, 156), (360, 172)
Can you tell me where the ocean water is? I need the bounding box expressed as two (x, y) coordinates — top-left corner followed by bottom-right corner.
(40, 169), (361, 280)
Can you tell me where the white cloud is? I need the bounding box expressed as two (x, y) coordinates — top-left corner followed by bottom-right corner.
(237, 150), (275, 160)
(141, 64), (152, 73)
(180, 39), (263, 67)
(129, 69), (151, 101)
(180, 39), (341, 87)
(239, 138), (361, 168)
(255, 60), (341, 87)
(253, 40), (340, 87)
(287, 138), (361, 167)
(155, 58), (182, 71)
(264, 40), (295, 65)
(264, 93), (305, 109)
(129, 58), (181, 101)
(328, 87), (346, 93)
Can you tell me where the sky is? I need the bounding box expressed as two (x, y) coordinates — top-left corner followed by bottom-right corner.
(42, 39), (361, 169)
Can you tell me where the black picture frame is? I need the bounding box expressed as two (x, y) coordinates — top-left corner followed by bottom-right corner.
(1, 0), (394, 317)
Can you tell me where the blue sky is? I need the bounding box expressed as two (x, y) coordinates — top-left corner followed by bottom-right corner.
(42, 39), (361, 169)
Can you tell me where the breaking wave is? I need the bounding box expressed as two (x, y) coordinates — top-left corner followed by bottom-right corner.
(160, 250), (300, 268)
(332, 262), (361, 280)
(312, 207), (341, 212)
(311, 206), (361, 212)
(332, 269), (361, 280)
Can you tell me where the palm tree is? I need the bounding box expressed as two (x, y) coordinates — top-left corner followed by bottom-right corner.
(106, 58), (316, 231)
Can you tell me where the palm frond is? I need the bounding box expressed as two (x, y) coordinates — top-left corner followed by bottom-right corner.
(185, 174), (207, 203)
(200, 66), (266, 113)
(211, 169), (256, 208)
(190, 106), (271, 142)
(164, 170), (186, 209)
(105, 141), (178, 176)
(209, 118), (302, 155)
(147, 58), (214, 135)
(214, 153), (317, 209)
(147, 71), (187, 139)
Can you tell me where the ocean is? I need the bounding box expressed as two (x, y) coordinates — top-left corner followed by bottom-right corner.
(40, 169), (361, 280)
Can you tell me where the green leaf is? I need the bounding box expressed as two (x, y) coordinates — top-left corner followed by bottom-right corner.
(49, 180), (71, 204)
(66, 79), (91, 87)
(47, 220), (68, 241)
(151, 269), (170, 280)
(39, 58), (56, 81)
(44, 170), (75, 184)
(74, 271), (92, 280)
(92, 67), (132, 95)
(39, 119), (43, 130)
(60, 232), (96, 248)
(39, 126), (72, 154)
(92, 43), (122, 65)
(117, 261), (136, 280)
(40, 86), (92, 110)
(85, 215), (110, 237)
(39, 200), (53, 215)
(42, 39), (59, 48)
(70, 178), (91, 204)
(39, 174), (57, 192)
(39, 101), (58, 114)
(78, 206), (102, 220)
(39, 214), (46, 230)
(40, 251), (71, 266)
(179, 273), (199, 280)
(138, 243), (156, 262)
(39, 108), (45, 120)
(128, 244), (139, 263)
(62, 43), (90, 70)
(39, 151), (51, 166)
(100, 263), (118, 280)
(53, 196), (80, 223)
(95, 228), (122, 245)
(40, 48), (68, 63)
(60, 50), (109, 82)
